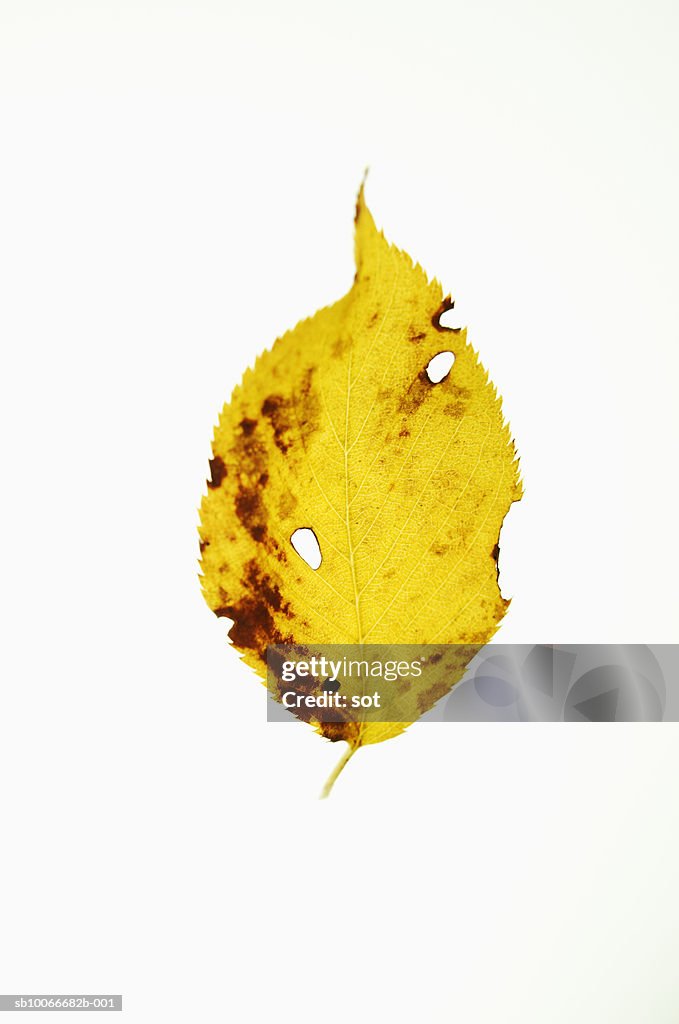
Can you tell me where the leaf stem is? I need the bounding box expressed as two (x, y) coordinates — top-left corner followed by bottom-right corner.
(320, 742), (358, 799)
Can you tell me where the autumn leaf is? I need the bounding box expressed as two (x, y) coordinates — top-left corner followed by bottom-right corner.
(199, 183), (522, 794)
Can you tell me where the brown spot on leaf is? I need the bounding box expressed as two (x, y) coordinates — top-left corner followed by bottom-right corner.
(261, 394), (292, 453)
(232, 424), (270, 543)
(409, 329), (426, 344)
(442, 384), (471, 419)
(240, 418), (257, 436)
(398, 369), (435, 415)
(234, 487), (266, 542)
(416, 677), (451, 714)
(207, 456), (227, 489)
(319, 720), (363, 745)
(242, 558), (289, 614)
(294, 367), (321, 444)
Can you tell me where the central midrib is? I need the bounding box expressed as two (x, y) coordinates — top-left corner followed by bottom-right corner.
(343, 349), (364, 645)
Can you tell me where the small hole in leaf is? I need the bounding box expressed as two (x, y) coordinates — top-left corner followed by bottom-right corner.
(291, 527), (322, 570)
(426, 351), (455, 383)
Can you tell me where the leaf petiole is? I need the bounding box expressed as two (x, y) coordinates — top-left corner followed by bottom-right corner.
(320, 742), (358, 798)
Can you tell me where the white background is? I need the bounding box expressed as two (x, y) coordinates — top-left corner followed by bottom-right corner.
(1, 1), (678, 1021)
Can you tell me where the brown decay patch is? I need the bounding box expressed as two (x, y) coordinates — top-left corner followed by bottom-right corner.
(231, 417), (270, 544)
(457, 629), (498, 644)
(416, 677), (451, 714)
(319, 720), (363, 745)
(287, 692), (350, 727)
(443, 385), (472, 419)
(289, 366), (322, 448)
(244, 558), (288, 614)
(199, 539), (209, 553)
(213, 560), (292, 657)
(214, 595), (277, 653)
(210, 367), (321, 664)
(397, 651), (443, 696)
(261, 394), (292, 454)
(267, 645), (302, 684)
(398, 369), (436, 416)
(491, 542), (501, 584)
(368, 311), (379, 327)
(235, 490), (267, 543)
(231, 396), (306, 548)
(431, 295), (462, 333)
(399, 428), (410, 438)
(393, 650), (446, 697)
(409, 328), (426, 344)
(207, 455), (227, 489)
(267, 647), (355, 728)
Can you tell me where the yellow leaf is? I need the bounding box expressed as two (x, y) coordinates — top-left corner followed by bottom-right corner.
(199, 184), (522, 793)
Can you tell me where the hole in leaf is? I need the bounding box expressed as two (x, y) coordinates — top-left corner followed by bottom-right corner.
(291, 527), (322, 570)
(438, 306), (464, 331)
(426, 351), (455, 383)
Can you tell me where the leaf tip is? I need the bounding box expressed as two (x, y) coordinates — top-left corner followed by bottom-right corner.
(354, 166), (370, 223)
